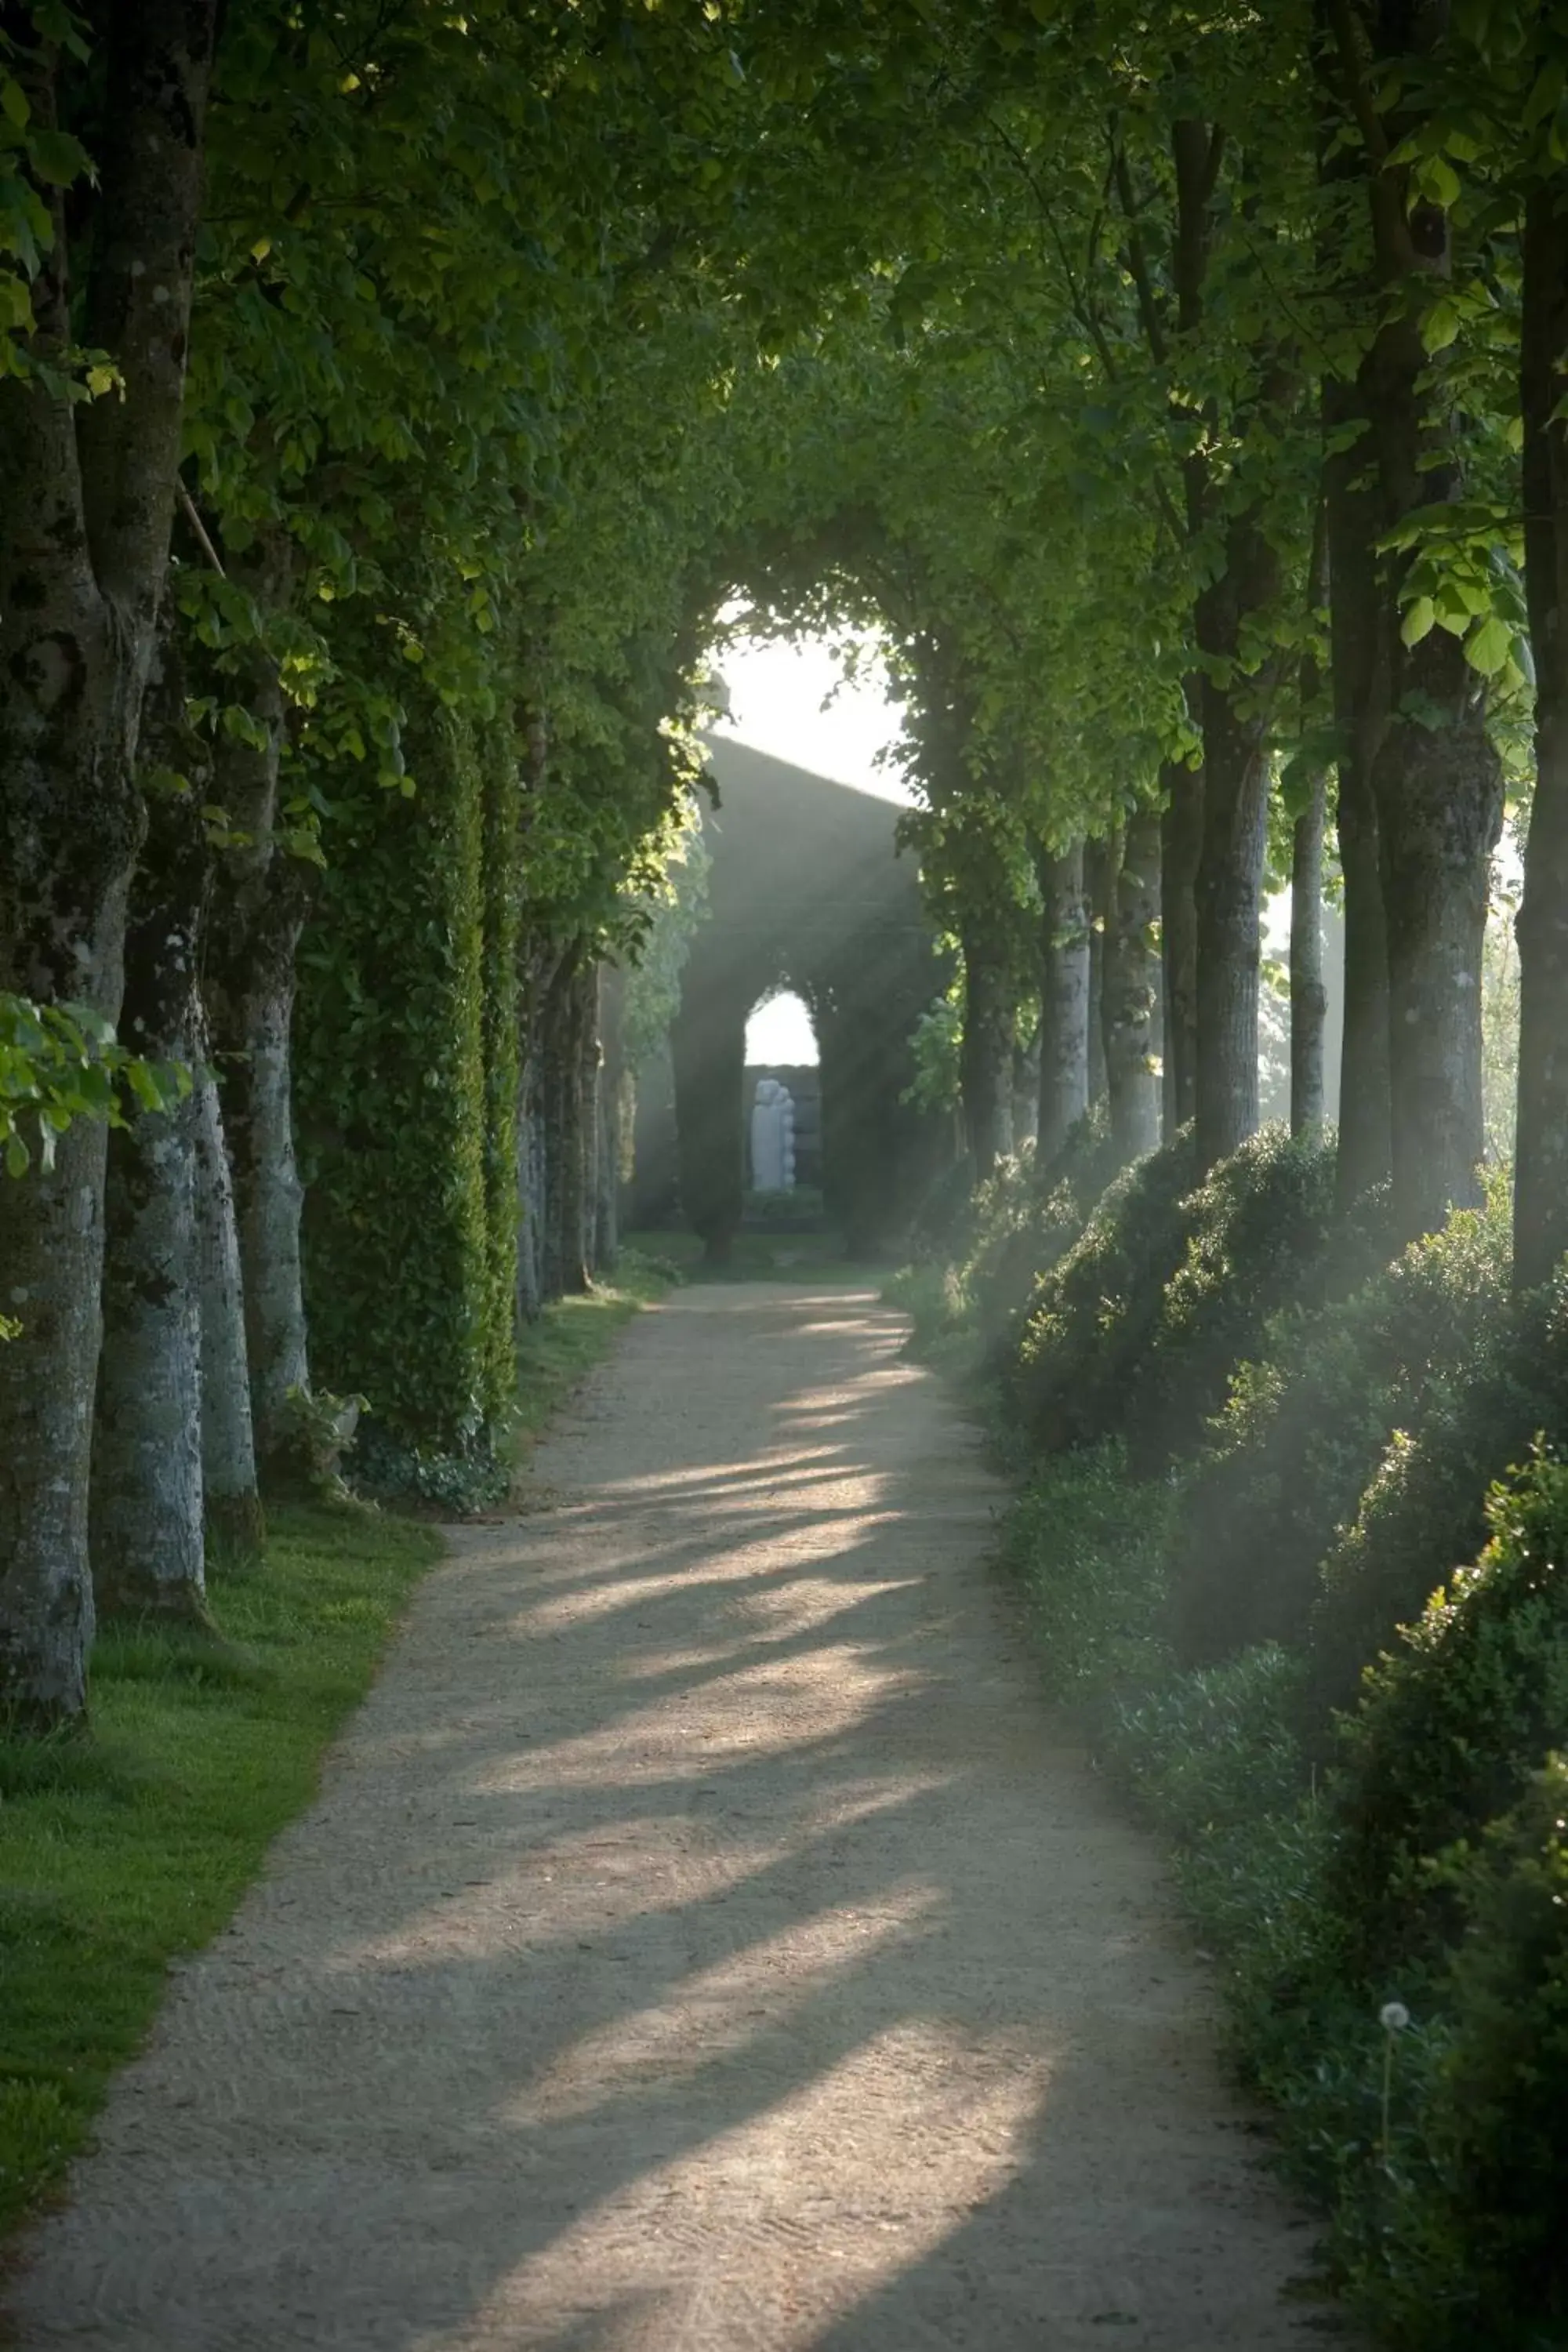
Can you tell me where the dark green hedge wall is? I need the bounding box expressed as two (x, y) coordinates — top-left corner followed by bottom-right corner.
(296, 697), (519, 1452)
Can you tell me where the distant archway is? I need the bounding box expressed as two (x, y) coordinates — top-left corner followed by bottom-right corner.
(670, 739), (948, 1259)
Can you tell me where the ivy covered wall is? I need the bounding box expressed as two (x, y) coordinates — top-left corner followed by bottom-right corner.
(295, 695), (519, 1453)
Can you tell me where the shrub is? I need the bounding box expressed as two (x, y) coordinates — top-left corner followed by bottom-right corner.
(1107, 1642), (1306, 1845)
(1323, 1451), (1568, 1983)
(966, 1109), (1120, 1356)
(1122, 1125), (1339, 1474)
(1167, 1185), (1508, 1672)
(999, 1441), (1175, 1700)
(1307, 1268), (1568, 1719)
(1011, 1127), (1199, 1454)
(888, 1109), (1116, 1362)
(297, 699), (520, 1451)
(1407, 1755), (1568, 2347)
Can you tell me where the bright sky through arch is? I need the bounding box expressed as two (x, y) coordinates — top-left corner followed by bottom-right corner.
(712, 629), (909, 1066)
(746, 987), (818, 1069)
(710, 629), (914, 806)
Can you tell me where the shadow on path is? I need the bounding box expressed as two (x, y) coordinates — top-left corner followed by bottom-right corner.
(6, 1287), (1340, 2351)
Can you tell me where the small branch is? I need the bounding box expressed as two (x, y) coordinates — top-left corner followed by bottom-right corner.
(1109, 129), (1169, 367)
(989, 114), (1120, 383)
(177, 482), (226, 577)
(1326, 0), (1388, 165)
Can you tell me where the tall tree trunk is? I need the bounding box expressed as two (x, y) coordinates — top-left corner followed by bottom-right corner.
(958, 924), (1014, 1181)
(1290, 771), (1329, 1135)
(597, 963), (626, 1275)
(1515, 176), (1568, 1291)
(1171, 115), (1283, 1173)
(0, 0), (217, 1726)
(1315, 11), (1394, 1206)
(542, 950), (591, 1298)
(1086, 837), (1114, 1109)
(1103, 809), (1163, 1164)
(194, 1037), (263, 1560)
(205, 604), (311, 1462)
(91, 632), (211, 1621)
(225, 885), (310, 1450)
(1367, 332), (1501, 1236)
(578, 961), (602, 1283)
(1011, 1031), (1040, 1154)
(1160, 749), (1203, 1135)
(1192, 509), (1279, 1172)
(1036, 842), (1091, 1163)
(1323, 379), (1394, 1201)
(1334, 1), (1503, 1242)
(514, 941), (556, 1324)
(1291, 497), (1331, 1138)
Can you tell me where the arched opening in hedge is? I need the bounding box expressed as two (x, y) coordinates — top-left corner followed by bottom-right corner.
(745, 986), (823, 1218)
(670, 739), (947, 1264)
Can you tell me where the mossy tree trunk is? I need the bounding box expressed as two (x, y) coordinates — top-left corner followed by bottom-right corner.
(1290, 768), (1329, 1136)
(0, 0), (217, 1726)
(1515, 176), (1568, 1291)
(1103, 809), (1163, 1165)
(1323, 388), (1394, 1203)
(205, 597), (311, 1466)
(1160, 748), (1203, 1138)
(543, 949), (593, 1297)
(957, 919), (1015, 1181)
(1036, 841), (1091, 1164)
(91, 626), (212, 1622)
(597, 963), (626, 1276)
(1086, 837), (1113, 1109)
(1334, 1), (1502, 1243)
(1290, 499), (1330, 1139)
(515, 942), (557, 1324)
(194, 1025), (264, 1562)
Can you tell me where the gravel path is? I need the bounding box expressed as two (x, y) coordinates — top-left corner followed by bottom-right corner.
(8, 1284), (1337, 2350)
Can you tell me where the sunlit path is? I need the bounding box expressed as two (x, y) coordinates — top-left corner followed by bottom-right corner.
(9, 1290), (1331, 2350)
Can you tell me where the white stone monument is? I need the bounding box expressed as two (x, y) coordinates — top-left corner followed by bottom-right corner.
(750, 1077), (797, 1193)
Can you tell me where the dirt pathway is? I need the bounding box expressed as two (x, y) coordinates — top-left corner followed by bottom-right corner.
(9, 1286), (1336, 2350)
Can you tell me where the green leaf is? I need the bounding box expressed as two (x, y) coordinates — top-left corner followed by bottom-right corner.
(1414, 153), (1461, 210)
(1465, 614), (1512, 677)
(27, 128), (91, 188)
(1401, 596), (1436, 647)
(1422, 298), (1461, 354)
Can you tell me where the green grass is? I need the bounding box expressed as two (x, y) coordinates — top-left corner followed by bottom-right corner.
(622, 1226), (870, 1285)
(510, 1248), (672, 1455)
(0, 1504), (441, 2238)
(0, 1266), (666, 2243)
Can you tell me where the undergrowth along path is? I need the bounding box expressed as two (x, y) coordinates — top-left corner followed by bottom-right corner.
(7, 1286), (1337, 2350)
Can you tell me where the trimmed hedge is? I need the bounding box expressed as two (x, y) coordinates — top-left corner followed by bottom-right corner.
(296, 696), (520, 1456)
(1011, 1126), (1198, 1453)
(1168, 1187), (1509, 1671)
(1122, 1125), (1341, 1474)
(1307, 1267), (1568, 1721)
(966, 1109), (1120, 1356)
(1412, 1754), (1568, 2345)
(1324, 1452), (1568, 1982)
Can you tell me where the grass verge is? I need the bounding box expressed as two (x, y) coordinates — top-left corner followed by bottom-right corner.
(622, 1226), (869, 1285)
(0, 1504), (441, 2241)
(0, 1264), (665, 2244)
(510, 1247), (673, 1459)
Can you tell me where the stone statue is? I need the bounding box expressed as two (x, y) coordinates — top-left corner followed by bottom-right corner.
(750, 1077), (797, 1193)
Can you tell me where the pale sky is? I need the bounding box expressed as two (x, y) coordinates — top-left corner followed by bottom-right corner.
(711, 630), (913, 805)
(713, 630), (910, 1068)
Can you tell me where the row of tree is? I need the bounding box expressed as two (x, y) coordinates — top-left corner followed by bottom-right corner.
(4, 0), (1568, 1731)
